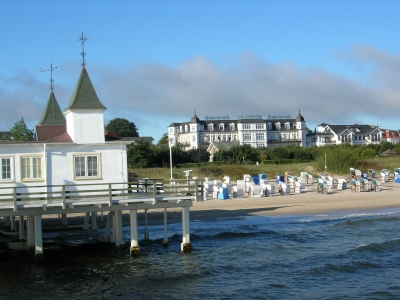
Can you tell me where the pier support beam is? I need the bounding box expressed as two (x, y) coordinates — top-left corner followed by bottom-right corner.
(113, 210), (124, 247)
(144, 209), (149, 240)
(129, 210), (140, 256)
(27, 216), (35, 250)
(163, 208), (168, 245)
(83, 212), (90, 230)
(19, 216), (25, 239)
(102, 212), (114, 242)
(60, 213), (68, 226)
(91, 212), (98, 230)
(181, 207), (192, 253)
(10, 216), (16, 231)
(34, 215), (44, 261)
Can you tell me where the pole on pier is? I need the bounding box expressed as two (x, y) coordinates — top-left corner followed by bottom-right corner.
(34, 215), (44, 261)
(163, 208), (168, 245)
(181, 207), (192, 253)
(129, 210), (140, 256)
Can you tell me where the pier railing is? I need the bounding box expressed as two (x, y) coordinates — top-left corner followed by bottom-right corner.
(0, 179), (203, 212)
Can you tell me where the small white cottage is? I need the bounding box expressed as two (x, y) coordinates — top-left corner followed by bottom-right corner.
(0, 67), (130, 191)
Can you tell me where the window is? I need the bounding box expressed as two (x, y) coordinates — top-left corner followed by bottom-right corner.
(256, 143), (264, 148)
(219, 123), (224, 131)
(256, 123), (264, 129)
(169, 128), (174, 134)
(192, 135), (196, 142)
(275, 122), (281, 130)
(1, 157), (12, 181)
(243, 124), (251, 130)
(243, 133), (251, 140)
(285, 123), (290, 130)
(73, 154), (100, 179)
(256, 133), (265, 140)
(21, 156), (43, 181)
(229, 123), (235, 131)
(191, 125), (196, 132)
(208, 124), (214, 131)
(185, 125), (188, 133)
(267, 122), (272, 130)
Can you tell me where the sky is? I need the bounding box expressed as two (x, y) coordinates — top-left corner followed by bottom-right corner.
(1, 0), (399, 142)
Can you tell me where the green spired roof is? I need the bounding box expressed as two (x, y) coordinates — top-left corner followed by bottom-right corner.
(37, 92), (66, 126)
(63, 67), (107, 113)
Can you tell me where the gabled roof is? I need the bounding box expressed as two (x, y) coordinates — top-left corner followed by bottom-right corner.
(63, 67), (106, 113)
(207, 141), (240, 152)
(37, 92), (66, 126)
(327, 124), (381, 135)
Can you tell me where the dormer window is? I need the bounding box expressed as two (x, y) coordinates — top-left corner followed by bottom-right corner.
(185, 125), (188, 132)
(275, 122), (281, 130)
(219, 123), (224, 131)
(267, 122), (272, 130)
(285, 122), (290, 130)
(229, 123), (235, 130)
(208, 124), (214, 131)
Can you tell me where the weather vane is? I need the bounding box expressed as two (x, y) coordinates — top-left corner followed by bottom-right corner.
(78, 31), (89, 67)
(39, 63), (57, 91)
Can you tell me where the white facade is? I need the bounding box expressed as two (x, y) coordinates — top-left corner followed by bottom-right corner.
(0, 67), (129, 192)
(0, 142), (128, 190)
(65, 111), (105, 144)
(168, 112), (307, 150)
(306, 124), (392, 147)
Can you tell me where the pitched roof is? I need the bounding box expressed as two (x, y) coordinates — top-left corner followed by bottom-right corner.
(46, 132), (73, 143)
(63, 67), (106, 113)
(37, 92), (66, 126)
(36, 125), (67, 141)
(295, 111), (305, 122)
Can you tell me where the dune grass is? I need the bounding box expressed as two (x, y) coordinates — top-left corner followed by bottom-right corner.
(128, 156), (400, 181)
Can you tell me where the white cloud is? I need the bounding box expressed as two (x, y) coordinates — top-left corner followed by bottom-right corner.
(1, 45), (399, 139)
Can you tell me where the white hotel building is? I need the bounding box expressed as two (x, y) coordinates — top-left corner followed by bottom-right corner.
(168, 112), (307, 149)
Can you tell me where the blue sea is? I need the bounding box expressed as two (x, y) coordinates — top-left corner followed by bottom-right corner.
(1, 208), (400, 299)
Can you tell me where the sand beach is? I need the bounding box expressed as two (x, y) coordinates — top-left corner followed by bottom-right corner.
(36, 177), (400, 228)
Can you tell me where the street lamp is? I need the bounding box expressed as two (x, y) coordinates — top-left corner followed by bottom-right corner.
(169, 139), (173, 179)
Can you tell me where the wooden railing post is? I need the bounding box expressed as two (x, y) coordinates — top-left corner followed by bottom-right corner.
(62, 185), (66, 209)
(194, 180), (199, 202)
(152, 180), (157, 205)
(108, 183), (112, 207)
(13, 187), (17, 212)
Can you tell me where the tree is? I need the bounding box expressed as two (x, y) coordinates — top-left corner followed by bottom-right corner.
(127, 140), (154, 168)
(157, 133), (169, 146)
(9, 118), (35, 141)
(106, 118), (139, 137)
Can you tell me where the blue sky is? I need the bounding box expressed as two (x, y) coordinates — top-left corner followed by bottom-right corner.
(1, 0), (399, 141)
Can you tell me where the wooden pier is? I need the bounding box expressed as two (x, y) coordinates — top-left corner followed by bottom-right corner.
(0, 179), (203, 259)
